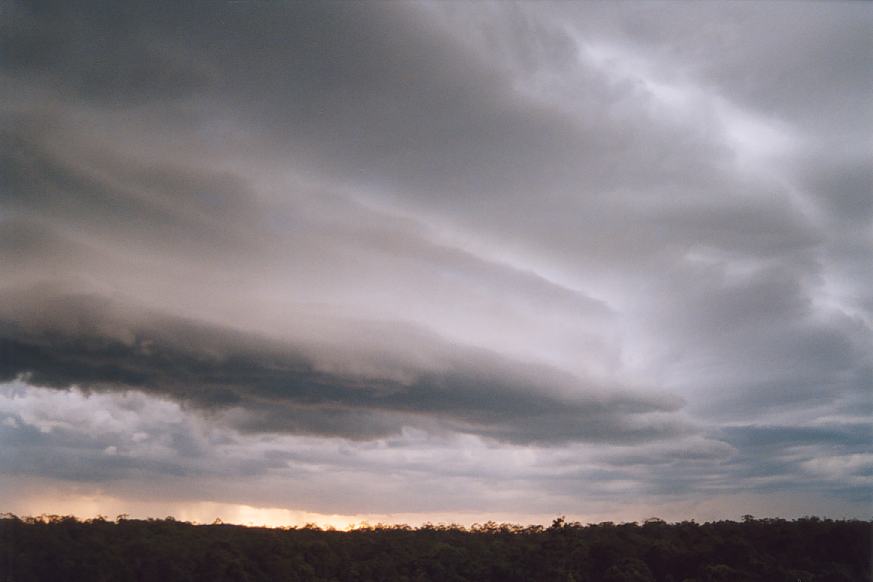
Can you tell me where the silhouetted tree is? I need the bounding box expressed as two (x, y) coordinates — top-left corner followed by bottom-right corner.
(0, 515), (869, 581)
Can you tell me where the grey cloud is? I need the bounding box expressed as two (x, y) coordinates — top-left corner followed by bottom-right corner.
(0, 122), (264, 260)
(0, 418), (191, 482)
(718, 423), (873, 450)
(0, 386), (291, 484)
(794, 149), (873, 226)
(2, 0), (830, 287)
(547, 2), (873, 141)
(594, 438), (736, 468)
(0, 288), (684, 444)
(0, 117), (620, 372)
(712, 423), (873, 503)
(2, 383), (868, 517)
(3, 0), (733, 225)
(1, 0), (220, 105)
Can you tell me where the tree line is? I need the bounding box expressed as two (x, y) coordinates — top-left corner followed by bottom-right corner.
(0, 514), (869, 581)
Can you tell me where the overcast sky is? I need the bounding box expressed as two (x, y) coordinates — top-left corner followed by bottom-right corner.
(1, 0), (871, 526)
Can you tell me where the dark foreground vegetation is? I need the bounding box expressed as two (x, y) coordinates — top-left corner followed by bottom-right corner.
(0, 515), (870, 582)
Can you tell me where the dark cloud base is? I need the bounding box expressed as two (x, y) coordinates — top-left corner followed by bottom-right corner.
(0, 289), (684, 445)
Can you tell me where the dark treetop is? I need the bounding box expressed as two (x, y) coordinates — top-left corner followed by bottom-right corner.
(1, 514), (870, 582)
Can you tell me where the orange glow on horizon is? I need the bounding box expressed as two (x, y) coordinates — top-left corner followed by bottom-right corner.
(3, 490), (560, 530)
(3, 477), (864, 528)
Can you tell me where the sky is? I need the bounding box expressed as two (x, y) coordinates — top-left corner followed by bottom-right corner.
(1, 0), (871, 527)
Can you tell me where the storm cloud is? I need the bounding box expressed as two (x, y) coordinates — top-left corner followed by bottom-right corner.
(1, 0), (870, 522)
(0, 287), (684, 444)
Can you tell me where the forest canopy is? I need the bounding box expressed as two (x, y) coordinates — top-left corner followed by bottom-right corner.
(1, 514), (869, 581)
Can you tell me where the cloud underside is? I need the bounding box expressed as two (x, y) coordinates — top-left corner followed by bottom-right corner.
(0, 289), (683, 444)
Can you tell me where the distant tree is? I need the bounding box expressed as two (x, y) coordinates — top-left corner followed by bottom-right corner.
(602, 558), (655, 582)
(0, 515), (870, 581)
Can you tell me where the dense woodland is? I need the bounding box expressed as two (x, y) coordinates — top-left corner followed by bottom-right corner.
(0, 514), (869, 582)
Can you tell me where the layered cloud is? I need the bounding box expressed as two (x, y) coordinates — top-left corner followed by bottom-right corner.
(0, 288), (684, 444)
(1, 0), (870, 521)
